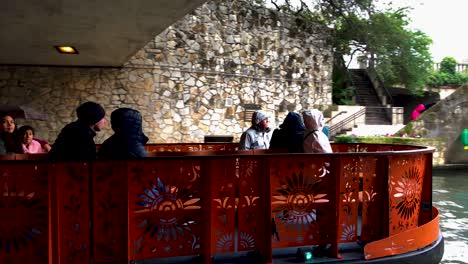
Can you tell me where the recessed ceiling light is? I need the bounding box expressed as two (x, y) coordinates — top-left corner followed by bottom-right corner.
(54, 46), (79, 54)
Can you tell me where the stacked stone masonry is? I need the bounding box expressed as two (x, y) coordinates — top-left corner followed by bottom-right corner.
(0, 0), (333, 143)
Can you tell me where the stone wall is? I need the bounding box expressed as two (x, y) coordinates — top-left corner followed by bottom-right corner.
(399, 84), (468, 164)
(0, 0), (333, 143)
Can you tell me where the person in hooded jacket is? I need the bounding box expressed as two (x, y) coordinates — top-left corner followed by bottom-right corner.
(239, 110), (271, 150)
(98, 108), (148, 159)
(49, 101), (106, 161)
(411, 104), (426, 121)
(302, 109), (333, 153)
(269, 112), (305, 153)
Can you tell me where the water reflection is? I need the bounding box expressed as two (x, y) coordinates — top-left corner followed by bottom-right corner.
(433, 166), (468, 264)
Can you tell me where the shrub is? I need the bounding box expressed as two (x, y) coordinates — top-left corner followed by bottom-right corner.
(333, 134), (440, 145)
(427, 71), (468, 87)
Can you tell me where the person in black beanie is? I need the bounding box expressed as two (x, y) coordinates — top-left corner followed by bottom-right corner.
(49, 101), (106, 161)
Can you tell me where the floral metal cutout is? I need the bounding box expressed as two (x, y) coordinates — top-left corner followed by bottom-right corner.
(236, 159), (256, 179)
(135, 178), (200, 241)
(393, 166), (422, 220)
(188, 234), (200, 251)
(241, 195), (259, 208)
(347, 145), (368, 153)
(272, 171), (329, 231)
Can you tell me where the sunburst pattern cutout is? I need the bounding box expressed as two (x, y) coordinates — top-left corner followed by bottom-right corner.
(272, 171), (329, 231)
(216, 233), (233, 251)
(393, 166), (422, 220)
(340, 225), (356, 241)
(135, 178), (200, 241)
(239, 232), (255, 249)
(0, 173), (46, 253)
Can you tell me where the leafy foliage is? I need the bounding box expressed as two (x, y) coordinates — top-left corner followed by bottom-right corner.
(426, 72), (468, 87)
(333, 134), (443, 145)
(261, 0), (434, 94)
(335, 9), (433, 92)
(426, 56), (468, 87)
(332, 55), (355, 105)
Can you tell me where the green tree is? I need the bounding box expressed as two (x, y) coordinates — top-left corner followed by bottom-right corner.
(264, 0), (433, 94)
(439, 56), (457, 75)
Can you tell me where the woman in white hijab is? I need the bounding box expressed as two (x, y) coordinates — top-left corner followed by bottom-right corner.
(302, 109), (333, 153)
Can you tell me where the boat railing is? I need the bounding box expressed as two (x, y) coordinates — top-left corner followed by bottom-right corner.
(0, 143), (439, 264)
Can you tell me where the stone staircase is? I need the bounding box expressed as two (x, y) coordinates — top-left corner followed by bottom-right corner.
(349, 69), (391, 125)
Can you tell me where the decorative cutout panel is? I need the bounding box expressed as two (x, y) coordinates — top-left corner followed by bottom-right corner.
(92, 162), (129, 263)
(269, 156), (337, 248)
(337, 157), (361, 243)
(128, 160), (206, 260)
(144, 143), (238, 153)
(53, 162), (91, 263)
(209, 158), (236, 254)
(359, 156), (382, 242)
(331, 143), (422, 153)
(0, 163), (49, 264)
(388, 155), (426, 236)
(236, 157), (266, 252)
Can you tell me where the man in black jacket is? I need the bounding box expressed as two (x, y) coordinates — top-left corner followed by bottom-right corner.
(49, 101), (106, 161)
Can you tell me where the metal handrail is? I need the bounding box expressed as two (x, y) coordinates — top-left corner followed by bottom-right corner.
(326, 111), (347, 124)
(329, 106), (394, 137)
(329, 108), (366, 136)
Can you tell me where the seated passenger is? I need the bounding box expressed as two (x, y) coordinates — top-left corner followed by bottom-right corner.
(0, 113), (22, 153)
(239, 110), (271, 150)
(18, 125), (48, 153)
(49, 101), (106, 161)
(98, 108), (148, 159)
(302, 109), (333, 153)
(270, 112), (305, 153)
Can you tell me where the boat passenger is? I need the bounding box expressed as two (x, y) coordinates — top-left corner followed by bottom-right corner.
(98, 107), (148, 159)
(239, 110), (271, 150)
(270, 111), (305, 153)
(302, 109), (333, 153)
(18, 125), (49, 153)
(49, 101), (106, 161)
(1, 113), (22, 153)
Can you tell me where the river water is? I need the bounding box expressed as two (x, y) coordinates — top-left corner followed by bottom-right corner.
(433, 165), (468, 264)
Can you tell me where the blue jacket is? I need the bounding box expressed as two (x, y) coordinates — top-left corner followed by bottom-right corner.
(98, 108), (148, 159)
(270, 112), (305, 153)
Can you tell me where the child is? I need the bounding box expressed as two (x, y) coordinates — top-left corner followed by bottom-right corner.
(18, 125), (48, 153)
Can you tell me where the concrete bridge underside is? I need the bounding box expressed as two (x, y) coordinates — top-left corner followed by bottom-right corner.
(0, 0), (207, 66)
